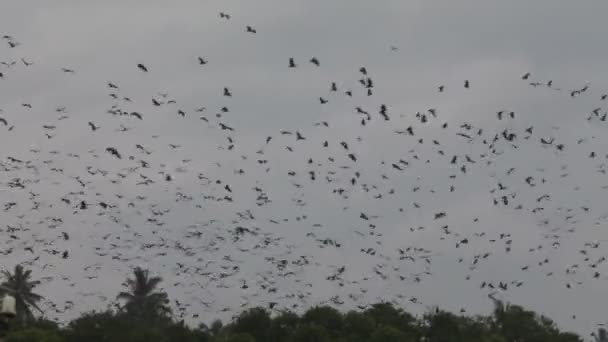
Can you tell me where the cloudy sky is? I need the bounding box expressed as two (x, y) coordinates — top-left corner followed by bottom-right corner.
(1, 0), (608, 336)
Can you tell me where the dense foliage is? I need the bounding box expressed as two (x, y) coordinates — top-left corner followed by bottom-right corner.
(0, 301), (588, 342)
(0, 266), (588, 341)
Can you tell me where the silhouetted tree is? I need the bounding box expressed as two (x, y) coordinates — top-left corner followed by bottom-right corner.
(116, 267), (170, 320)
(302, 306), (342, 339)
(342, 310), (376, 342)
(0, 265), (44, 326)
(267, 311), (299, 342)
(0, 273), (584, 342)
(369, 325), (413, 342)
(291, 323), (330, 342)
(230, 307), (271, 342)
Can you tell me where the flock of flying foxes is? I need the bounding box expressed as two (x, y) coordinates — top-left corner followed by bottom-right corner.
(0, 10), (608, 329)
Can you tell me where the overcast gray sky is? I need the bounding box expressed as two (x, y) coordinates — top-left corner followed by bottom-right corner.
(1, 0), (608, 337)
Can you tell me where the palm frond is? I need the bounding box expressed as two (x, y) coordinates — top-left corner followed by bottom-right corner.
(117, 292), (135, 301)
(24, 297), (43, 313)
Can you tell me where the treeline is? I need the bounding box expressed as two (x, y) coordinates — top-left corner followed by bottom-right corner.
(0, 265), (596, 342)
(0, 301), (589, 342)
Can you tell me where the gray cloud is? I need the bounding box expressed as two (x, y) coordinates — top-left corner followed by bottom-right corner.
(1, 0), (608, 336)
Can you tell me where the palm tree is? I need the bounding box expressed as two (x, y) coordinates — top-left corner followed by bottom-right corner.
(0, 265), (43, 325)
(117, 267), (171, 319)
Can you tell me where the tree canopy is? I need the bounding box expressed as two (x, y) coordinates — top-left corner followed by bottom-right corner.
(0, 266), (586, 342)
